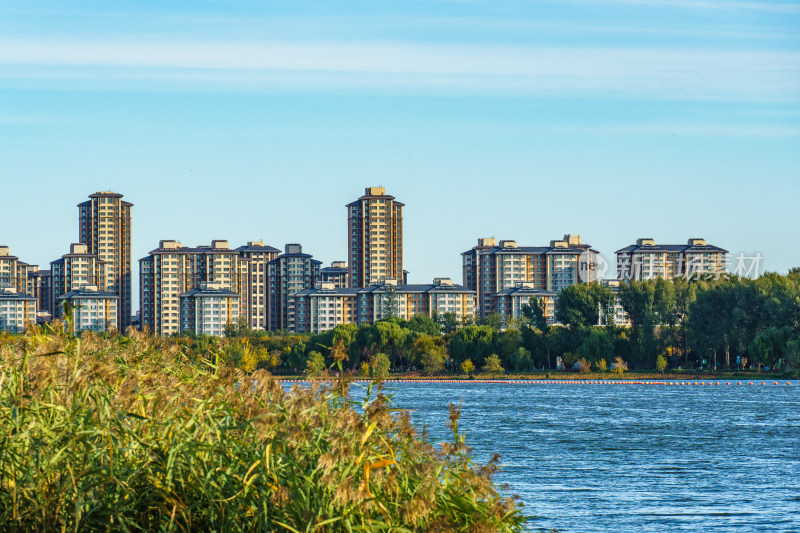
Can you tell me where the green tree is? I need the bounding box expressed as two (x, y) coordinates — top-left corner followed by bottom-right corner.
(510, 347), (533, 371)
(381, 284), (398, 318)
(413, 335), (447, 375)
(460, 359), (475, 374)
(481, 313), (504, 332)
(438, 312), (460, 335)
(371, 352), (391, 379)
(521, 296), (552, 369)
(306, 351), (326, 376)
(482, 354), (504, 375)
(655, 354), (667, 373)
(447, 325), (495, 368)
(407, 314), (441, 336)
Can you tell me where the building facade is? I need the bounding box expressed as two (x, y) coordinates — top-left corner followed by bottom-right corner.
(180, 281), (241, 336)
(50, 243), (107, 317)
(319, 261), (349, 288)
(235, 241), (281, 330)
(462, 235), (600, 319)
(292, 277), (476, 333)
(347, 187), (404, 288)
(598, 279), (631, 326)
(0, 285), (36, 333)
(616, 238), (728, 281)
(493, 283), (556, 326)
(57, 285), (118, 332)
(139, 240), (247, 335)
(0, 246), (34, 293)
(293, 283), (360, 334)
(28, 267), (52, 319)
(267, 244), (321, 332)
(78, 192), (133, 330)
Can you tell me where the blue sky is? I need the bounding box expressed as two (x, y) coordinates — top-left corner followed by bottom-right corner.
(1, 0), (798, 306)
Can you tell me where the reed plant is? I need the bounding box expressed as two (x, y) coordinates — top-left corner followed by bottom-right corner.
(0, 325), (525, 532)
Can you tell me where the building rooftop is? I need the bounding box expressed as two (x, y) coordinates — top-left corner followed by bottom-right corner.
(463, 235), (598, 256)
(58, 286), (119, 299)
(494, 285), (557, 297)
(180, 286), (241, 298)
(234, 241), (281, 254)
(0, 286), (36, 300)
(615, 238), (728, 255)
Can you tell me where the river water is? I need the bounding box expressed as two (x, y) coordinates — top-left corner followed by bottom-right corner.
(354, 380), (800, 532)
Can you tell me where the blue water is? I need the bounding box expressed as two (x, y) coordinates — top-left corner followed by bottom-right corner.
(347, 381), (800, 532)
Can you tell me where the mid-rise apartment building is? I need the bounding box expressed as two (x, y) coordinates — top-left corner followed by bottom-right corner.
(493, 283), (556, 326)
(50, 243), (107, 317)
(267, 244), (321, 332)
(462, 235), (599, 319)
(57, 285), (118, 332)
(180, 281), (241, 336)
(319, 261), (349, 288)
(292, 277), (476, 334)
(139, 240), (247, 335)
(0, 285), (36, 333)
(235, 241), (280, 330)
(78, 192), (133, 331)
(293, 283), (360, 334)
(598, 279), (631, 326)
(347, 187), (404, 288)
(616, 238), (728, 281)
(0, 246), (35, 293)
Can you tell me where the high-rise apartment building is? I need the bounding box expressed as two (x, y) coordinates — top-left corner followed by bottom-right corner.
(235, 241), (281, 330)
(139, 240), (247, 335)
(50, 243), (108, 316)
(616, 238), (728, 281)
(28, 267), (52, 318)
(78, 192), (132, 331)
(267, 244), (321, 332)
(347, 187), (404, 288)
(462, 235), (599, 319)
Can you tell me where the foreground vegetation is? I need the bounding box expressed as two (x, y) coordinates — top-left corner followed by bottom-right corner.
(0, 327), (525, 531)
(203, 270), (800, 377)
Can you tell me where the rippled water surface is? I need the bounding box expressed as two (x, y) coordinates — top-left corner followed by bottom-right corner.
(350, 381), (800, 532)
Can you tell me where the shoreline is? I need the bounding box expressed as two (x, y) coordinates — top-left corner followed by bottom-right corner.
(279, 370), (796, 383)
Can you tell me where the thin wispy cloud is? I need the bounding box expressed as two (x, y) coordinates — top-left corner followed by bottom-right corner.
(591, 0), (800, 13)
(0, 40), (798, 101)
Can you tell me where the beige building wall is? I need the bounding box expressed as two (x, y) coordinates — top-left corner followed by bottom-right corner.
(140, 240), (246, 336)
(0, 286), (37, 333)
(347, 187), (404, 288)
(78, 192), (132, 331)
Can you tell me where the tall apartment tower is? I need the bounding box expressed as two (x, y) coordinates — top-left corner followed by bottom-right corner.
(78, 192), (132, 331)
(266, 244), (321, 332)
(347, 187), (404, 288)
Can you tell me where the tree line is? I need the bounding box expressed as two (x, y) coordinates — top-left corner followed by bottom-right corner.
(177, 268), (800, 375)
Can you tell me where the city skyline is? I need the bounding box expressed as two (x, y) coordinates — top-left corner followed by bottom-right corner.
(1, 1), (798, 308)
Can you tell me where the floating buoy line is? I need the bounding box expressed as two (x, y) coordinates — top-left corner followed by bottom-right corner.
(280, 379), (793, 386)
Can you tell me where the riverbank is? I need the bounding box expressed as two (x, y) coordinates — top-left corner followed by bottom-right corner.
(278, 369), (796, 382)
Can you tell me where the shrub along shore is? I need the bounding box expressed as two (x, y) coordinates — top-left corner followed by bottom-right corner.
(0, 327), (526, 532)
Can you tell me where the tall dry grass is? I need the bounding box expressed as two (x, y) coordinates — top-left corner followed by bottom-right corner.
(0, 324), (525, 531)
